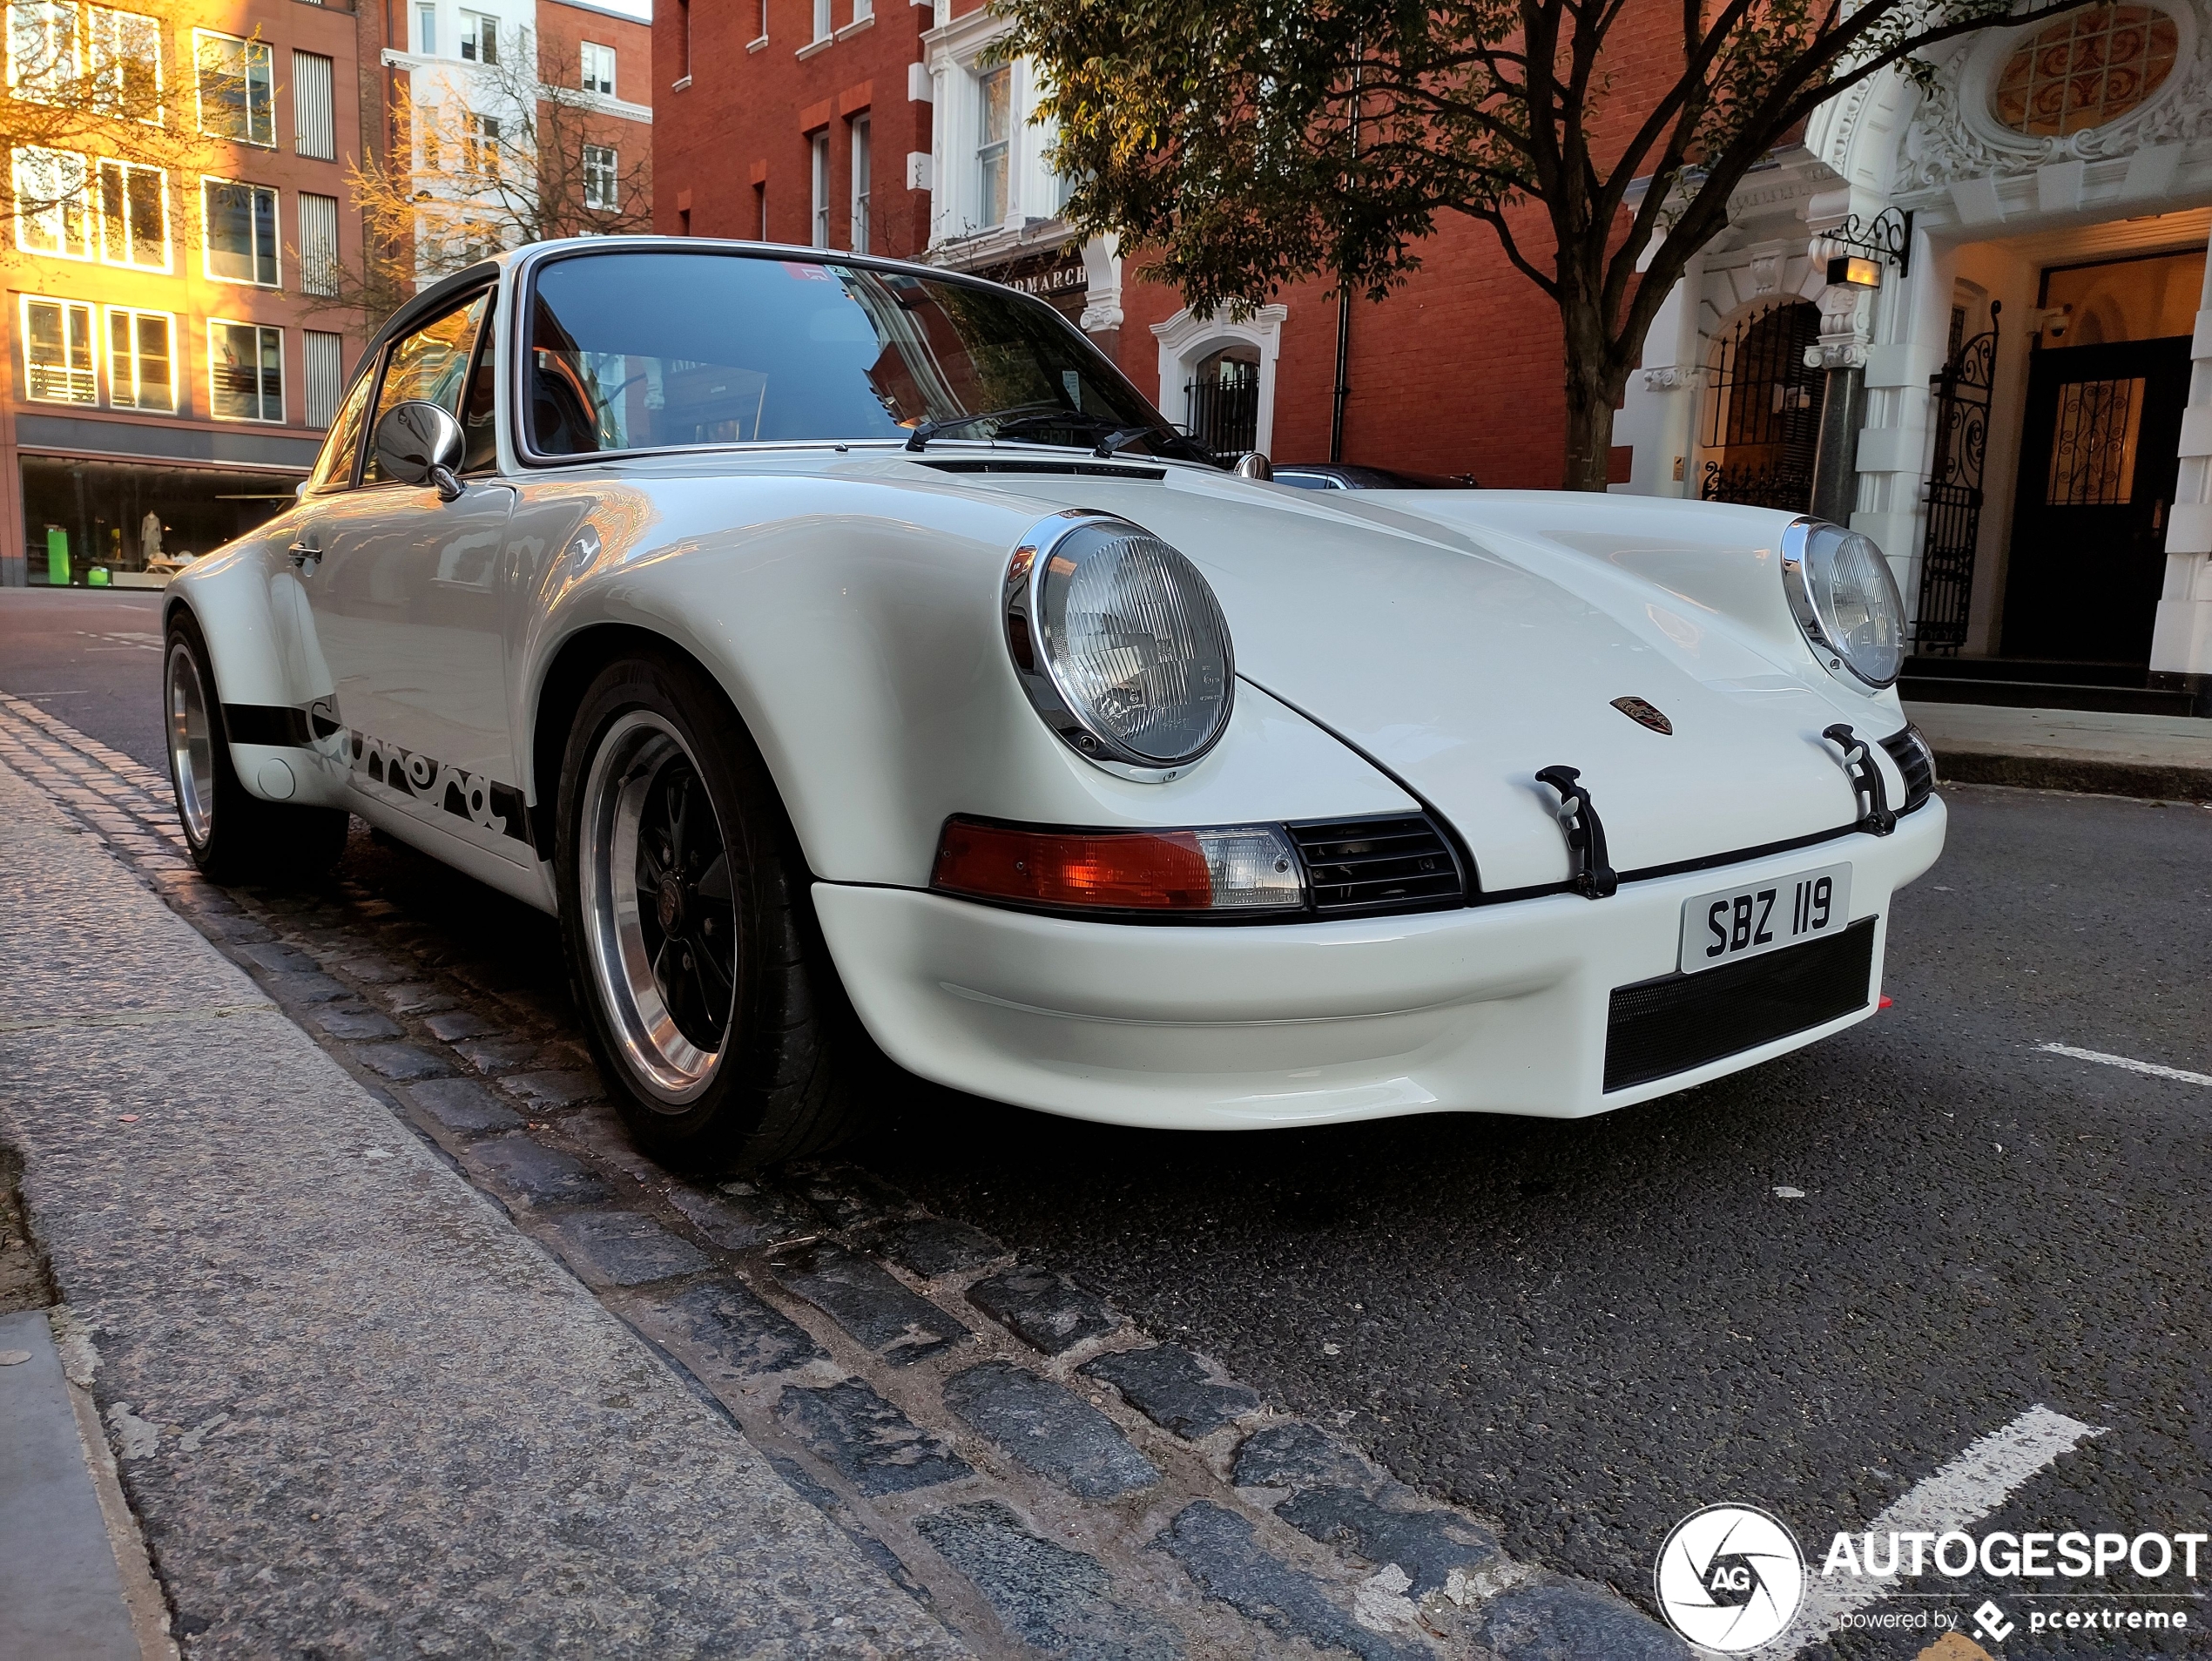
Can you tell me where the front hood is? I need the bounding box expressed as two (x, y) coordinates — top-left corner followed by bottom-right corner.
(869, 460), (1902, 893)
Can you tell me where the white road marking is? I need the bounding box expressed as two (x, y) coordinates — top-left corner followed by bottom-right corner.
(1777, 1404), (2105, 1654)
(2036, 1043), (2212, 1088)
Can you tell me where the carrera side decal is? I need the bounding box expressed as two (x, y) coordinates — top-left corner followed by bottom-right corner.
(348, 730), (535, 847)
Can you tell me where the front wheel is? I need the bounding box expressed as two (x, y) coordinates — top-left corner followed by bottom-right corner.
(556, 651), (867, 1171)
(165, 610), (347, 883)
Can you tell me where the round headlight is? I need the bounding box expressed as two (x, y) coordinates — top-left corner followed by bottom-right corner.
(1782, 519), (1906, 689)
(1005, 514), (1233, 776)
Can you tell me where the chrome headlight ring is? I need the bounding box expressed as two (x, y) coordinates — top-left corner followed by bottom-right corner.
(1003, 510), (1236, 783)
(1780, 516), (1908, 691)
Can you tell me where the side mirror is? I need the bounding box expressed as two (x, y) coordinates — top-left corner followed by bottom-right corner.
(374, 401), (466, 501)
(1232, 451), (1272, 481)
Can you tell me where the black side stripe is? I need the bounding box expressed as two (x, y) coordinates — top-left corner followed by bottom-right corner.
(221, 703), (314, 746)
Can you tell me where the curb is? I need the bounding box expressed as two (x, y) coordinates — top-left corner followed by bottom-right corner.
(1933, 750), (2212, 803)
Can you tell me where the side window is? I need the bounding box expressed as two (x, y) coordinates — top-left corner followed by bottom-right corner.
(306, 368), (374, 491)
(364, 288), (490, 484)
(460, 299), (498, 473)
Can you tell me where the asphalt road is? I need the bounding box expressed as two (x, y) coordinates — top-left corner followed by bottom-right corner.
(0, 589), (167, 771)
(9, 611), (2208, 1653)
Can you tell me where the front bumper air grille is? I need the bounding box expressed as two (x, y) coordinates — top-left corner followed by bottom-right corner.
(1878, 724), (1936, 815)
(1602, 918), (1876, 1091)
(1286, 814), (1466, 916)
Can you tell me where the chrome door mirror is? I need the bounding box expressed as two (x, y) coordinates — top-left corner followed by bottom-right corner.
(374, 401), (466, 501)
(1232, 451), (1272, 481)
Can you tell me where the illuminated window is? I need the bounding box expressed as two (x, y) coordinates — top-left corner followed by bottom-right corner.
(22, 295), (96, 403)
(1995, 4), (2179, 136)
(97, 158), (166, 268)
(105, 306), (173, 410)
(194, 30), (273, 145)
(12, 146), (92, 258)
(209, 320), (282, 422)
(88, 6), (162, 120)
(6, 1), (78, 101)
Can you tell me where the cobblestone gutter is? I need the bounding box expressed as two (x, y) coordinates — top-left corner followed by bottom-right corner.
(0, 692), (1687, 1661)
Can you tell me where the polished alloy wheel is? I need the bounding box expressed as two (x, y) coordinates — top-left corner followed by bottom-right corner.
(579, 711), (738, 1105)
(167, 639), (216, 846)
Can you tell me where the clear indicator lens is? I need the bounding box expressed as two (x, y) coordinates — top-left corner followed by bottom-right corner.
(1194, 826), (1304, 908)
(1037, 525), (1231, 765)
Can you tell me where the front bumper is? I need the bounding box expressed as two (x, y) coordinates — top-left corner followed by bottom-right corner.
(813, 797), (1946, 1129)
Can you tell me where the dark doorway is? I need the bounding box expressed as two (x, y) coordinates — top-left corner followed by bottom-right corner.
(1699, 301), (1824, 511)
(2000, 336), (2188, 662)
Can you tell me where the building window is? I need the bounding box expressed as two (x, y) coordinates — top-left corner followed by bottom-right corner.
(812, 0), (829, 43)
(853, 0), (871, 20)
(105, 306), (172, 410)
(203, 178), (279, 285)
(22, 296), (96, 403)
(299, 191), (340, 297)
(977, 66), (1010, 227)
(1996, 4), (2178, 136)
(87, 5), (163, 121)
(581, 40), (614, 96)
(12, 146), (92, 259)
(457, 10), (496, 64)
(811, 132), (829, 246)
(1186, 348), (1260, 456)
(583, 144), (618, 211)
(7, 0), (78, 101)
(463, 112), (500, 176)
(849, 115), (869, 253)
(303, 329), (344, 429)
(209, 320), (282, 422)
(193, 30), (274, 145)
(415, 3), (435, 54)
(293, 50), (335, 159)
(96, 159), (165, 267)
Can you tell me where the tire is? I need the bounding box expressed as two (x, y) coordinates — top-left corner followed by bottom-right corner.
(556, 649), (868, 1171)
(165, 610), (348, 884)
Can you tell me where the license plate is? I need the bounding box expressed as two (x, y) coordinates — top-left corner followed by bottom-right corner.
(1679, 862), (1851, 974)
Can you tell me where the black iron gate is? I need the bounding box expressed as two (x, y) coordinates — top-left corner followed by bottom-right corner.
(1186, 354), (1260, 457)
(1914, 302), (2000, 656)
(1699, 302), (1824, 510)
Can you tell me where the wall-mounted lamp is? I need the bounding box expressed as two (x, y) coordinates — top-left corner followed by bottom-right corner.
(1826, 254), (1885, 289)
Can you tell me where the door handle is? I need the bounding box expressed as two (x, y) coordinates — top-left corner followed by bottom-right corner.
(287, 538), (319, 567)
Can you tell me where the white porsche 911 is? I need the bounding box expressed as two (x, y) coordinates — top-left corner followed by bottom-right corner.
(163, 238), (1944, 1170)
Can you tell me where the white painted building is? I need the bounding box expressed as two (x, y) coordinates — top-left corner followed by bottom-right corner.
(1615, 0), (2212, 708)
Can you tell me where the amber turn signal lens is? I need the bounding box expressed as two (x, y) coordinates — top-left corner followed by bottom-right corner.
(931, 818), (1305, 913)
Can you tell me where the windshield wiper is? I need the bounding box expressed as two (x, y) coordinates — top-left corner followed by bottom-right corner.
(904, 402), (1065, 452)
(1091, 424), (1176, 460)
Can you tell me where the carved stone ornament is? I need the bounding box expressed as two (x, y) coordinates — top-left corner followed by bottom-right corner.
(1642, 365), (1701, 390)
(1895, 2), (2207, 191)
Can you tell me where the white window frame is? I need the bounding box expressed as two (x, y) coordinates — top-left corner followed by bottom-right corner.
(96, 157), (168, 270)
(192, 29), (273, 145)
(849, 114), (870, 253)
(976, 65), (1010, 229)
(20, 294), (97, 405)
(103, 304), (174, 410)
(810, 132), (830, 246)
(415, 3), (435, 55)
(88, 5), (163, 122)
(457, 9), (496, 64)
(7, 0), (79, 101)
(583, 143), (617, 211)
(580, 40), (614, 96)
(200, 175), (280, 287)
(811, 0), (830, 43)
(207, 318), (284, 423)
(1152, 304), (1289, 457)
(463, 111), (501, 177)
(12, 145), (93, 260)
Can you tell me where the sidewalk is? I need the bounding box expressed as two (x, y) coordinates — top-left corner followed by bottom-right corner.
(0, 762), (959, 1657)
(1903, 701), (2212, 802)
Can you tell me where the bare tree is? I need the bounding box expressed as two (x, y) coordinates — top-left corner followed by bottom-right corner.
(336, 28), (651, 306)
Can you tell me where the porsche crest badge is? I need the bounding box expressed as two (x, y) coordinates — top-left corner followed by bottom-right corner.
(1611, 696), (1673, 735)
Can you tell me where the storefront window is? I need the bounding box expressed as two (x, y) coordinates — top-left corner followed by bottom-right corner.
(17, 456), (300, 585)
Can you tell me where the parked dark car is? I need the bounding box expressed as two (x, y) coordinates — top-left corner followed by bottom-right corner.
(1272, 463), (1478, 490)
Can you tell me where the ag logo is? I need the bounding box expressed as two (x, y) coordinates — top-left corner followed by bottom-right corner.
(1654, 1503), (1805, 1652)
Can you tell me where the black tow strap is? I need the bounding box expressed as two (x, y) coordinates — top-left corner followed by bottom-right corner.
(1822, 724), (1897, 836)
(1535, 765), (1619, 899)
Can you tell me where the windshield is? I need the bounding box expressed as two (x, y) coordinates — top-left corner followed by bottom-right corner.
(524, 248), (1210, 464)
